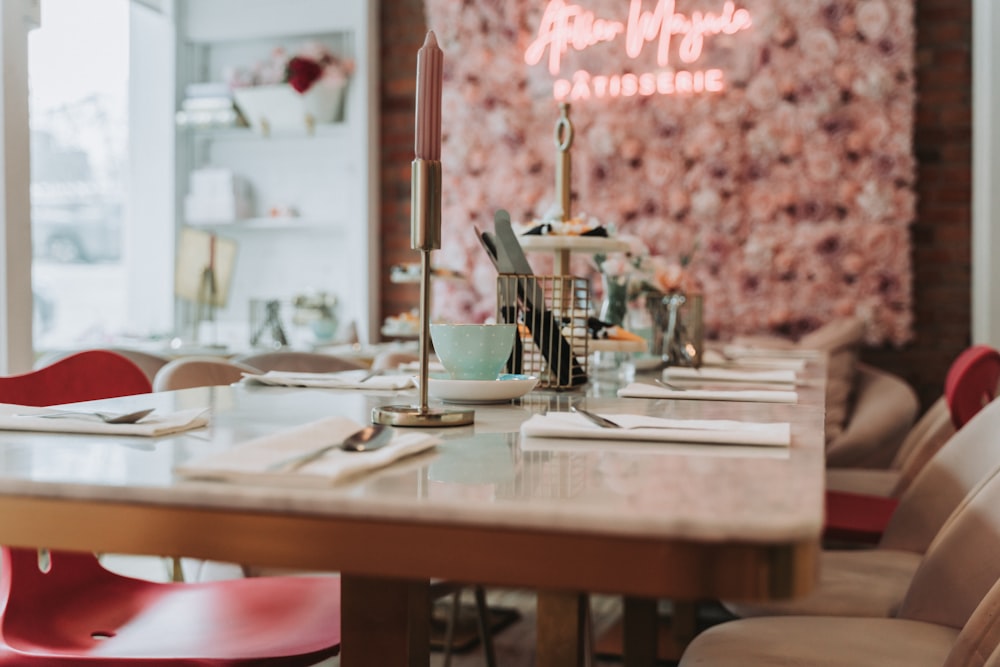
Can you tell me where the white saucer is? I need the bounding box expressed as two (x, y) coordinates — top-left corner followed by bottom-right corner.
(426, 374), (539, 404)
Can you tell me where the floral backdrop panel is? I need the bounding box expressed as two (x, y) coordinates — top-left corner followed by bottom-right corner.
(424, 0), (915, 346)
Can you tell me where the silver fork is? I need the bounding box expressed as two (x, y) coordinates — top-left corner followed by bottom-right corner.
(570, 405), (622, 429)
(359, 368), (383, 383)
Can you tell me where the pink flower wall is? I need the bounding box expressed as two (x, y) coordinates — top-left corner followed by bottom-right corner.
(424, 0), (915, 345)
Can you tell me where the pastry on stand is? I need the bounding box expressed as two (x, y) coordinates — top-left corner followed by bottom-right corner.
(515, 104), (630, 273)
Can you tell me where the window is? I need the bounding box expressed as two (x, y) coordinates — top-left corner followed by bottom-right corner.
(28, 0), (130, 349)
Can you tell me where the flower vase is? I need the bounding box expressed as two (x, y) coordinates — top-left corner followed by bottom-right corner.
(599, 274), (630, 327)
(646, 292), (704, 367)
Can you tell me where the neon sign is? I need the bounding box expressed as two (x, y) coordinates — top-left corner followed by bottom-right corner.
(524, 0), (753, 101)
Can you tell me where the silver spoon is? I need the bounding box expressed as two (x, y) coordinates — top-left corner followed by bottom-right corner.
(654, 378), (687, 391)
(29, 408), (156, 424)
(266, 424), (392, 472)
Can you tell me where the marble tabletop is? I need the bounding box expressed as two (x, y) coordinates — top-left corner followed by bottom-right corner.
(0, 363), (827, 666)
(0, 368), (825, 544)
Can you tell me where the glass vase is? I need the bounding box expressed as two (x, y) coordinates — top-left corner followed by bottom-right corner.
(646, 291), (704, 367)
(599, 273), (630, 327)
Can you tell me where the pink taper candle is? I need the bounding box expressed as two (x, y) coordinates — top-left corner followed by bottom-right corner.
(415, 30), (443, 161)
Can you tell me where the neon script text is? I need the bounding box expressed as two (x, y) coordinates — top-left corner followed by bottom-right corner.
(525, 0), (752, 75)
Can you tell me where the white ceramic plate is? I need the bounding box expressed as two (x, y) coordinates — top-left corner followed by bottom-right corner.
(427, 374), (539, 404)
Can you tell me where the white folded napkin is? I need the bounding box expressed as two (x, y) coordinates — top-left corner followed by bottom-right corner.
(616, 382), (798, 404)
(520, 412), (790, 447)
(175, 416), (439, 487)
(242, 370), (415, 390)
(0, 407), (209, 437)
(722, 344), (820, 360)
(399, 360), (447, 373)
(664, 367), (797, 385)
(701, 350), (807, 371)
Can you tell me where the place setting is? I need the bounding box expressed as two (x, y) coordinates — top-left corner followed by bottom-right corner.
(662, 365), (799, 385)
(519, 401), (792, 458)
(241, 367), (416, 391)
(0, 403), (211, 437)
(699, 348), (809, 371)
(616, 377), (800, 403)
(175, 415), (441, 488)
(523, 404), (790, 447)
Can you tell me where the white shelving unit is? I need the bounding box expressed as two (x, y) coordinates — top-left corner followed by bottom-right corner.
(173, 0), (377, 347)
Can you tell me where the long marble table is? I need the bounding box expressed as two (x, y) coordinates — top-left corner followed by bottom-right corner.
(0, 365), (827, 666)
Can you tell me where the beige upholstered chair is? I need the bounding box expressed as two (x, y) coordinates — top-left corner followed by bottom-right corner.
(826, 395), (955, 497)
(825, 362), (921, 468)
(106, 348), (171, 384)
(233, 350), (365, 373)
(152, 357), (261, 392)
(733, 317), (920, 468)
(725, 395), (1000, 620)
(972, 616), (1000, 667)
(681, 461), (1000, 667)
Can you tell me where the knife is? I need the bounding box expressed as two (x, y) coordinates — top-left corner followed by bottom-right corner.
(475, 226), (524, 374)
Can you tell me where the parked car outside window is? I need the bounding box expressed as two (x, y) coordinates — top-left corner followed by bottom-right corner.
(31, 197), (122, 264)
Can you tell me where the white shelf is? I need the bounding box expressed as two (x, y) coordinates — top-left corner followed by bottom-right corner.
(182, 122), (349, 141)
(185, 217), (342, 232)
(183, 0), (364, 42)
(173, 0), (377, 343)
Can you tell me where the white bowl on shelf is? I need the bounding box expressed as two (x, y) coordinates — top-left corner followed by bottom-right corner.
(233, 81), (345, 133)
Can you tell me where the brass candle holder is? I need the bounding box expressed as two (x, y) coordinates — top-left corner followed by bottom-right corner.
(372, 159), (474, 427)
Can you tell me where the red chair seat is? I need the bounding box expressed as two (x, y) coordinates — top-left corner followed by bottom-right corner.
(0, 350), (341, 664)
(0, 548), (340, 664)
(823, 490), (899, 545)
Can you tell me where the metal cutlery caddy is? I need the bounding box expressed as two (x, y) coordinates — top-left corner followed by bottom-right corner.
(496, 273), (590, 390)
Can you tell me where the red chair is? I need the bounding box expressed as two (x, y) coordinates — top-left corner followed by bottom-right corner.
(5, 349), (152, 405)
(944, 344), (1000, 428)
(0, 349), (341, 664)
(824, 345), (1000, 545)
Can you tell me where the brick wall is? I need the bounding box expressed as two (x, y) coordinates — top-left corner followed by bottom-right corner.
(862, 0), (972, 407)
(378, 0), (973, 409)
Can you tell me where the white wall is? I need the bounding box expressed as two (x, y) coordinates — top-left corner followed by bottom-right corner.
(973, 0), (1000, 348)
(128, 0), (176, 336)
(0, 0), (37, 373)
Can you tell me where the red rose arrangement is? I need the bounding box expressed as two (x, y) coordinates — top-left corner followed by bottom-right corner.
(286, 56), (324, 93)
(227, 42), (354, 95)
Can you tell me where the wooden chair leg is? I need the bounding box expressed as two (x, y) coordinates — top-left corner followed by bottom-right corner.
(170, 556), (184, 582)
(442, 589), (461, 667)
(473, 585), (497, 667)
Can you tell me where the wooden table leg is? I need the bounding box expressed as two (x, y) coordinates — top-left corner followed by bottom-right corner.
(340, 574), (429, 667)
(537, 590), (587, 667)
(622, 596), (658, 667)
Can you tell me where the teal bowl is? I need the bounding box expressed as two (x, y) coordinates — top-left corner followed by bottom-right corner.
(429, 323), (517, 380)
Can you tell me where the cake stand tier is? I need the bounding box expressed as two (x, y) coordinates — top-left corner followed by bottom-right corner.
(517, 235), (630, 274)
